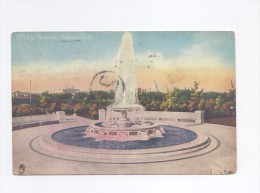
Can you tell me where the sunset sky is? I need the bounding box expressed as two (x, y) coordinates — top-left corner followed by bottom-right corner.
(12, 31), (235, 93)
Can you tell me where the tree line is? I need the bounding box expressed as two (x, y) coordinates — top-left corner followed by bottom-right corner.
(12, 81), (236, 119)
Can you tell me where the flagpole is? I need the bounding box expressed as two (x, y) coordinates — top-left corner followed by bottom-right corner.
(29, 80), (32, 104)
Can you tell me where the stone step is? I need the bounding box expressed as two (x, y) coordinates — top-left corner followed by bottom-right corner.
(30, 134), (218, 164)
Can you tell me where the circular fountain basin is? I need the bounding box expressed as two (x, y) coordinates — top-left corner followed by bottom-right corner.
(29, 123), (217, 164)
(52, 125), (197, 149)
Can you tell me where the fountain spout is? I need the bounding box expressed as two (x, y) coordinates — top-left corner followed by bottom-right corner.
(108, 32), (144, 121)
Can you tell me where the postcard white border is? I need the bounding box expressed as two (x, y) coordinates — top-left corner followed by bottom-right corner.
(1, 1), (260, 193)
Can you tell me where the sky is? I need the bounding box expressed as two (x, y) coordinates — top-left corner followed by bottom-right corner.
(12, 31), (235, 93)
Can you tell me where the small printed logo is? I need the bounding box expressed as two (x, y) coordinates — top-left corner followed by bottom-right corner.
(18, 163), (26, 175)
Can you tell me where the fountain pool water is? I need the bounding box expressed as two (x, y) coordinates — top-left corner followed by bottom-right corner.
(52, 125), (197, 149)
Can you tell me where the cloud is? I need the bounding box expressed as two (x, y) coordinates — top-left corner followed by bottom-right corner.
(134, 40), (235, 92)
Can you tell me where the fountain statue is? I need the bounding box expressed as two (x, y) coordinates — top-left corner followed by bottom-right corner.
(85, 32), (165, 141)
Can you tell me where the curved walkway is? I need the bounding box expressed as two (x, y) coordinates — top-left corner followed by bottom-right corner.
(12, 117), (236, 175)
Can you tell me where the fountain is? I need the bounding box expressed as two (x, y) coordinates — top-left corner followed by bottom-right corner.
(29, 32), (217, 164)
(85, 32), (165, 141)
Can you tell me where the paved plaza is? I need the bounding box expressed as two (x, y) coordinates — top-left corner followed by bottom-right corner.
(12, 115), (236, 175)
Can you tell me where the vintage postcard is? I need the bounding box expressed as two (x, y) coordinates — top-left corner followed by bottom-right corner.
(12, 31), (236, 175)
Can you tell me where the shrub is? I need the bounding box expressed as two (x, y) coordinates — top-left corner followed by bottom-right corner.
(64, 108), (73, 115)
(76, 107), (88, 115)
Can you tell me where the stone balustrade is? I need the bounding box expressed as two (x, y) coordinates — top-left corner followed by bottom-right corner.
(99, 109), (204, 124)
(12, 111), (66, 130)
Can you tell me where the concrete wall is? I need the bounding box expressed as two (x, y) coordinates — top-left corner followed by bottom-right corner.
(98, 109), (106, 121)
(12, 111), (66, 130)
(100, 110), (204, 124)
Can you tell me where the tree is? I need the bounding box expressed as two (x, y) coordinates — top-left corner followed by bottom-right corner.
(188, 80), (204, 111)
(222, 80), (236, 116)
(74, 92), (87, 100)
(215, 95), (224, 110)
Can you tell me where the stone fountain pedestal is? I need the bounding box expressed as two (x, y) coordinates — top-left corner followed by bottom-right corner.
(86, 106), (165, 142)
(85, 120), (165, 142)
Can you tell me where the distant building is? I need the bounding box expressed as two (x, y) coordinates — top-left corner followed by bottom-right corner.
(12, 90), (29, 98)
(151, 81), (159, 92)
(137, 88), (146, 93)
(62, 85), (80, 94)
